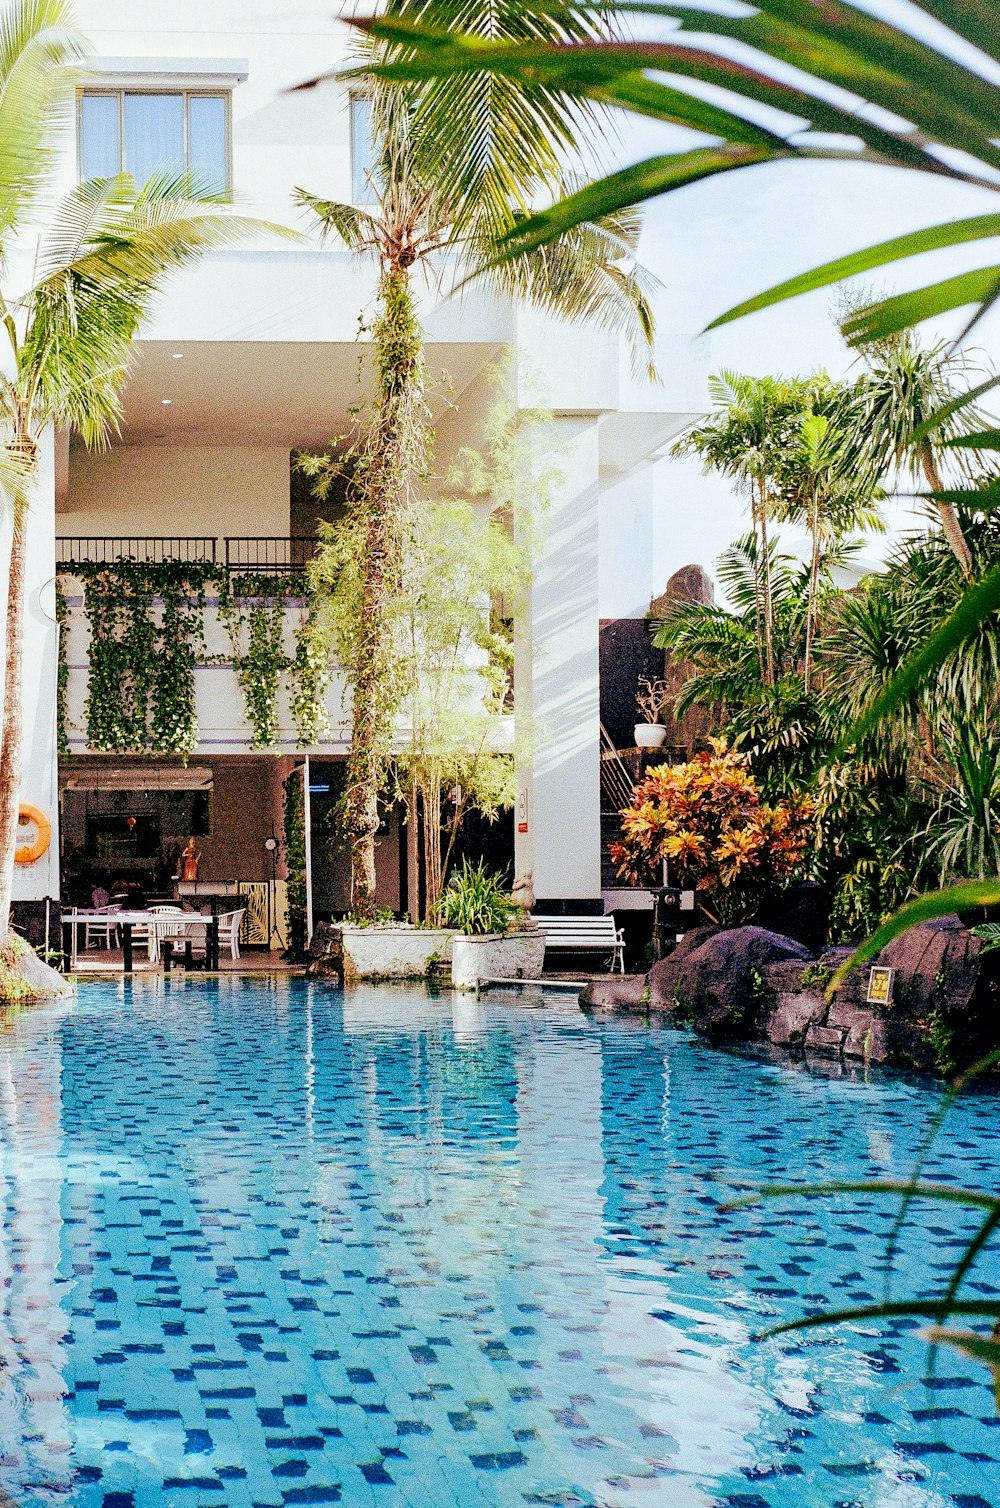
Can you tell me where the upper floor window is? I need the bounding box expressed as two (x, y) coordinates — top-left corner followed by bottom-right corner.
(350, 94), (377, 204)
(79, 90), (231, 195)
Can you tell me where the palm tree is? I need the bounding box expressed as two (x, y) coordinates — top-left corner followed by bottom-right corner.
(0, 1), (290, 935)
(672, 373), (802, 688)
(296, 3), (657, 918)
(850, 335), (999, 579)
(771, 379), (884, 690)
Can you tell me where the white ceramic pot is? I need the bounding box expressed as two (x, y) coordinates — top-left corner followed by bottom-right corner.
(634, 722), (667, 749)
(451, 932), (547, 991)
(339, 925), (457, 982)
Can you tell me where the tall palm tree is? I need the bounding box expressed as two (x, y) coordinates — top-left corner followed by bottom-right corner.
(297, 3), (657, 917)
(850, 335), (999, 579)
(0, 1), (290, 935)
(771, 379), (884, 689)
(673, 372), (804, 687)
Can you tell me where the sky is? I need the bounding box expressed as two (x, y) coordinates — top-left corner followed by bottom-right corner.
(589, 0), (1000, 604)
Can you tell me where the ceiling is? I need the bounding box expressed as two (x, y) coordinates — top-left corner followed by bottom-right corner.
(79, 338), (502, 450)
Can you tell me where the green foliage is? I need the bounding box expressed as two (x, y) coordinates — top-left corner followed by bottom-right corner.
(439, 858), (516, 936)
(55, 579), (69, 756)
(282, 768), (307, 936)
(973, 922), (1000, 956)
(66, 560), (215, 758)
(59, 561), (330, 757)
(0, 935), (32, 1003)
(366, 0), (1000, 349)
(346, 906), (397, 928)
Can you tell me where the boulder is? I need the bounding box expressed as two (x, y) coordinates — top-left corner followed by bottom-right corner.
(657, 926), (813, 1038)
(647, 926), (721, 1011)
(17, 949), (74, 999)
(307, 921), (343, 979)
(877, 916), (981, 1019)
(579, 975), (650, 1013)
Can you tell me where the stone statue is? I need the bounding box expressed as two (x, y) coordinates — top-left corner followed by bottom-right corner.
(512, 871), (537, 931)
(181, 837), (201, 884)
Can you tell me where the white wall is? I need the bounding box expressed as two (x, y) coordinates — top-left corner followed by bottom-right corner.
(63, 446), (291, 538)
(515, 415), (602, 902)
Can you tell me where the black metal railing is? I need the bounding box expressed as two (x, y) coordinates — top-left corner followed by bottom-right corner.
(57, 536), (218, 566)
(56, 536), (321, 575)
(225, 537), (317, 574)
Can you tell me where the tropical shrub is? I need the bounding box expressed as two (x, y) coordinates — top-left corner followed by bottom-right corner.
(440, 859), (517, 936)
(611, 746), (812, 926)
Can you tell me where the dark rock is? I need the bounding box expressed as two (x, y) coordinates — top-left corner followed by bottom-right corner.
(647, 926), (720, 1011)
(307, 922), (343, 979)
(761, 992), (826, 1048)
(876, 917), (981, 1020)
(827, 1001), (880, 1060)
(805, 1023), (847, 1055)
(579, 976), (650, 1014)
(657, 926), (812, 1038)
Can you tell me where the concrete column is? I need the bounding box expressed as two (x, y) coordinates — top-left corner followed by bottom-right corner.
(514, 414), (602, 903)
(8, 431), (61, 906)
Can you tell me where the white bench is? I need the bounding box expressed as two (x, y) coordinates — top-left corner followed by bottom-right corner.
(537, 915), (625, 973)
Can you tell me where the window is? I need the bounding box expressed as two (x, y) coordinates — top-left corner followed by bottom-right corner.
(350, 94), (377, 203)
(80, 90), (230, 194)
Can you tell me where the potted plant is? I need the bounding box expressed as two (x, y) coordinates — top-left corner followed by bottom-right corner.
(634, 675), (672, 749)
(444, 860), (546, 990)
(337, 908), (459, 982)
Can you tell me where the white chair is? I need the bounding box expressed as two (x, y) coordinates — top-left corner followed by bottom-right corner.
(145, 905), (185, 962)
(85, 905), (121, 950)
(215, 909), (246, 961)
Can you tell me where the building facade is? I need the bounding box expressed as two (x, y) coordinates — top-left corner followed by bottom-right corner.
(12, 1), (707, 941)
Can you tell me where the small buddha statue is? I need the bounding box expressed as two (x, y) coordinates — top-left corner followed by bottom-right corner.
(512, 871), (537, 931)
(181, 837), (201, 884)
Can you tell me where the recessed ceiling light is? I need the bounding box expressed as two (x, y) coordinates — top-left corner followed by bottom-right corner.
(161, 398), (173, 406)
(172, 353), (184, 360)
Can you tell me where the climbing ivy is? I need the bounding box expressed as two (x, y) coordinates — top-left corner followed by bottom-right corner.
(55, 582), (70, 756)
(57, 560), (331, 756)
(283, 765), (308, 943)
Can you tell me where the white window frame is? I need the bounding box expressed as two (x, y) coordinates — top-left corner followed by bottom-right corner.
(350, 91), (377, 205)
(77, 87), (234, 194)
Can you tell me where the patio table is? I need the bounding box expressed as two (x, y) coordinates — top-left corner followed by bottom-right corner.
(63, 908), (220, 973)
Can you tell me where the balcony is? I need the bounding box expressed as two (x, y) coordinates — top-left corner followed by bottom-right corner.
(56, 536), (319, 574)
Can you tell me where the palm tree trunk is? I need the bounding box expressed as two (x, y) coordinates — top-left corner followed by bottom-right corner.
(749, 495), (766, 687)
(757, 482), (775, 687)
(0, 495), (29, 936)
(344, 266), (427, 918)
(921, 442), (973, 578)
(804, 489), (821, 693)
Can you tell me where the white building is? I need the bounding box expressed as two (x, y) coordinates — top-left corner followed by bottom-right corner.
(13, 0), (704, 944)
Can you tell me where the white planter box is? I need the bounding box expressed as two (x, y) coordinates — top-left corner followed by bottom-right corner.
(451, 932), (547, 991)
(340, 925), (456, 982)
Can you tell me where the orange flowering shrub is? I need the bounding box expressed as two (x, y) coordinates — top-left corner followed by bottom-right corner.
(611, 744), (813, 925)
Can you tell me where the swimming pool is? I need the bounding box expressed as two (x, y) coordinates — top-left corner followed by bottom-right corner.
(0, 976), (996, 1508)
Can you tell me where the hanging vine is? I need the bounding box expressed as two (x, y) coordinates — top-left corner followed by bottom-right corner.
(291, 601), (331, 748)
(55, 582), (70, 756)
(57, 560), (331, 756)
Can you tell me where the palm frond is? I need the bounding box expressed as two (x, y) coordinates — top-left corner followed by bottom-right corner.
(294, 187), (381, 254)
(0, 0), (85, 244)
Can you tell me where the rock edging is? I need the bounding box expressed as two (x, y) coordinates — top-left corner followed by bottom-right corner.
(580, 919), (998, 1075)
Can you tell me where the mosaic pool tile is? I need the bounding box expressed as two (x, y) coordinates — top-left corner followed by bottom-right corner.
(0, 977), (994, 1506)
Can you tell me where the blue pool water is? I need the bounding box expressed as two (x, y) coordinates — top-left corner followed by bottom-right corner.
(0, 977), (996, 1508)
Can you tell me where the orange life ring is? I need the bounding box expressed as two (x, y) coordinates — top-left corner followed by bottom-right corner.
(15, 804), (51, 865)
